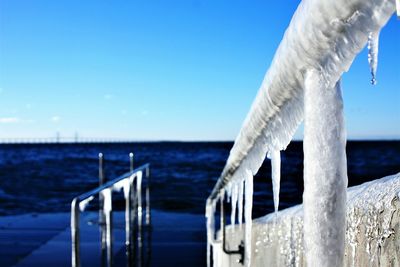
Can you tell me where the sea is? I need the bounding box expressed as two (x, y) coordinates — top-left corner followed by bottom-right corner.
(0, 141), (399, 218)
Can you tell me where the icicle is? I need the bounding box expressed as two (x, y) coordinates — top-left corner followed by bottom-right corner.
(230, 183), (238, 229)
(79, 195), (94, 212)
(268, 149), (281, 213)
(303, 70), (347, 267)
(238, 180), (244, 226)
(113, 177), (131, 199)
(102, 188), (113, 215)
(244, 169), (253, 267)
(101, 187), (113, 262)
(206, 200), (217, 267)
(367, 31), (380, 85)
(226, 183), (232, 203)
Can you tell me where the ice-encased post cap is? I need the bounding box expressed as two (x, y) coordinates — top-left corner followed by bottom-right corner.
(129, 152), (134, 172)
(397, 0), (400, 18)
(99, 152), (103, 158)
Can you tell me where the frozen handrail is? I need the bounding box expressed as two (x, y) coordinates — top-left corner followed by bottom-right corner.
(206, 0), (396, 266)
(71, 154), (150, 267)
(207, 0), (396, 200)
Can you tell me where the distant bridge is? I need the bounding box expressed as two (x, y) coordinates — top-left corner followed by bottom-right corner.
(0, 137), (140, 144)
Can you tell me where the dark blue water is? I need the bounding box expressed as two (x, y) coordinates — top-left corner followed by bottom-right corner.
(0, 141), (399, 217)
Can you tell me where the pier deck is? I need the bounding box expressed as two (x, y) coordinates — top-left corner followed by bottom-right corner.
(0, 210), (206, 267)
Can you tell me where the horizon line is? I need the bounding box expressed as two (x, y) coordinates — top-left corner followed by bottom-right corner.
(0, 137), (399, 144)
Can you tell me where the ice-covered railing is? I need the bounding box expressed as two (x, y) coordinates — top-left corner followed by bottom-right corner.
(206, 0), (398, 266)
(71, 153), (150, 267)
(221, 173), (400, 267)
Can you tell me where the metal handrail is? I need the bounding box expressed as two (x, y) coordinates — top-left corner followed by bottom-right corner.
(207, 192), (244, 264)
(72, 165), (149, 204)
(71, 154), (150, 267)
(220, 195), (244, 264)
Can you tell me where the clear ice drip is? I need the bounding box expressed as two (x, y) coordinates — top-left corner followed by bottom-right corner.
(269, 150), (281, 213)
(397, 0), (400, 17)
(303, 71), (347, 267)
(244, 170), (254, 267)
(231, 184), (238, 227)
(367, 31), (380, 85)
(238, 180), (244, 226)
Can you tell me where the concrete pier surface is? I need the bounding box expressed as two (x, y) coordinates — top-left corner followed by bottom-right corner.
(0, 210), (206, 267)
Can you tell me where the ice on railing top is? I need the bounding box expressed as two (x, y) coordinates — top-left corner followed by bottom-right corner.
(209, 0), (396, 200)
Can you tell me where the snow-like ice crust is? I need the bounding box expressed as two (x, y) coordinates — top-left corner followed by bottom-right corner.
(397, 0), (400, 16)
(303, 72), (347, 267)
(221, 173), (400, 267)
(206, 0), (396, 266)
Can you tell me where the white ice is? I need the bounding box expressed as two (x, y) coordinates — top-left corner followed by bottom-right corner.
(244, 170), (253, 267)
(238, 180), (244, 226)
(213, 0), (395, 204)
(303, 71), (347, 267)
(205, 200), (216, 267)
(206, 0), (396, 265)
(79, 195), (94, 212)
(230, 184), (238, 227)
(221, 173), (400, 267)
(367, 31), (380, 85)
(268, 150), (281, 213)
(397, 0), (400, 17)
(113, 177), (131, 199)
(102, 188), (113, 214)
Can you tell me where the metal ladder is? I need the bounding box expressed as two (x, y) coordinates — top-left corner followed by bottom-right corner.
(71, 153), (150, 267)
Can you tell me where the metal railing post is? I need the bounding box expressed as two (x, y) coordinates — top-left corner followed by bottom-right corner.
(129, 152), (134, 172)
(145, 166), (151, 226)
(70, 162), (150, 267)
(220, 193), (244, 264)
(102, 188), (113, 267)
(71, 198), (80, 267)
(99, 153), (107, 267)
(137, 171), (143, 267)
(125, 174), (134, 267)
(129, 152), (137, 241)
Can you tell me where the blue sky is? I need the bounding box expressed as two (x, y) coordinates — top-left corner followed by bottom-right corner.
(0, 0), (399, 141)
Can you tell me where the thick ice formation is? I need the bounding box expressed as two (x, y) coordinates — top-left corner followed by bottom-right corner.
(205, 200), (217, 267)
(303, 72), (347, 267)
(221, 173), (400, 267)
(206, 0), (396, 265)
(268, 150), (281, 213)
(230, 184), (238, 227)
(238, 180), (244, 226)
(367, 31), (381, 85)
(207, 0), (395, 208)
(397, 0), (400, 16)
(78, 195), (94, 212)
(244, 170), (254, 267)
